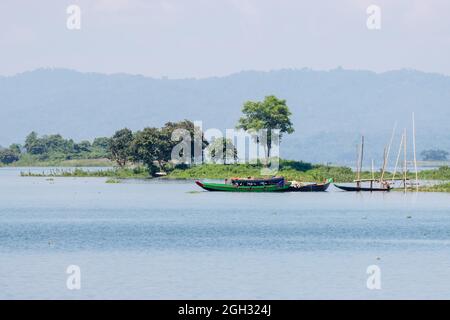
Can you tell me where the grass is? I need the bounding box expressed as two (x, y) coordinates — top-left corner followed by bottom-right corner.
(418, 182), (450, 193)
(418, 166), (450, 180)
(167, 162), (364, 183)
(9, 155), (115, 167)
(17, 159), (450, 190)
(105, 178), (121, 184)
(20, 167), (149, 178)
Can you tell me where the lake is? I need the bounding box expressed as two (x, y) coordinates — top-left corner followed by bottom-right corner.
(0, 167), (449, 299)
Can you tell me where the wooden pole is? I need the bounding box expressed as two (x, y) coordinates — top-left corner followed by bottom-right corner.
(356, 136), (364, 188)
(392, 133), (404, 182)
(381, 147), (387, 183)
(371, 159), (375, 181)
(360, 136), (365, 178)
(356, 143), (361, 182)
(403, 128), (407, 192)
(412, 112), (419, 191)
(381, 122), (397, 181)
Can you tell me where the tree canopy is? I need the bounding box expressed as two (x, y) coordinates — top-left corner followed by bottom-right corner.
(23, 132), (109, 161)
(131, 127), (171, 173)
(109, 128), (134, 167)
(0, 148), (20, 164)
(236, 95), (294, 160)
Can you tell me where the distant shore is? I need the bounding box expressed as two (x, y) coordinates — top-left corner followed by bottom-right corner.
(16, 162), (450, 191)
(1, 158), (115, 168)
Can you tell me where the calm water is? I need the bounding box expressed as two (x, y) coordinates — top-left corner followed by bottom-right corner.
(1, 167), (449, 299)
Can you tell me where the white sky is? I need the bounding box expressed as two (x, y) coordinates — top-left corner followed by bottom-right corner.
(1, 0), (449, 78)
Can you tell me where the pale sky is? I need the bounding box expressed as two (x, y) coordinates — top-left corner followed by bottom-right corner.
(1, 0), (449, 78)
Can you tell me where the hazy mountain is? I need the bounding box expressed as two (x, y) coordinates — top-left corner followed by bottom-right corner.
(1, 68), (449, 164)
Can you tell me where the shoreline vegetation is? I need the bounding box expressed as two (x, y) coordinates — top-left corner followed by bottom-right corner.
(3, 157), (115, 168)
(3, 95), (450, 191)
(19, 161), (450, 187)
(418, 182), (450, 193)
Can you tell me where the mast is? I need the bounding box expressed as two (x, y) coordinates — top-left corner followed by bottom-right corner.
(412, 112), (419, 191)
(359, 135), (365, 178)
(371, 159), (375, 180)
(356, 136), (364, 187)
(381, 122), (397, 181)
(381, 146), (387, 182)
(356, 143), (361, 181)
(403, 128), (407, 192)
(392, 133), (404, 182)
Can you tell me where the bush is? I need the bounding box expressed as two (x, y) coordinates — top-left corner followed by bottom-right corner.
(0, 149), (20, 164)
(279, 159), (313, 172)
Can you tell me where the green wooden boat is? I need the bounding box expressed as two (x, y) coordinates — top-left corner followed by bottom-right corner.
(195, 180), (291, 192)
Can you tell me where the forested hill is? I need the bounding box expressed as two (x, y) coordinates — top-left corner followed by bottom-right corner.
(1, 68), (449, 163)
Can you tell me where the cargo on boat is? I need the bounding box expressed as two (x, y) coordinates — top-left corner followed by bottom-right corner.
(289, 178), (333, 192)
(231, 176), (285, 186)
(195, 176), (290, 192)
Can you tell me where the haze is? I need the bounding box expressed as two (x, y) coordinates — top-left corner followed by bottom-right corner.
(1, 0), (450, 78)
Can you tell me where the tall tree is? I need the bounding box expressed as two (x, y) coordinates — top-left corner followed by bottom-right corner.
(0, 148), (20, 164)
(162, 120), (208, 164)
(109, 128), (133, 167)
(92, 137), (111, 150)
(92, 137), (111, 158)
(24, 131), (46, 155)
(236, 95), (294, 161)
(131, 127), (171, 174)
(8, 144), (22, 155)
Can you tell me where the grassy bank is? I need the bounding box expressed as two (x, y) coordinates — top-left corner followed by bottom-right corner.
(417, 166), (450, 180)
(7, 155), (115, 167)
(18, 160), (450, 186)
(418, 182), (450, 193)
(20, 167), (149, 179)
(167, 163), (357, 182)
(166, 163), (450, 183)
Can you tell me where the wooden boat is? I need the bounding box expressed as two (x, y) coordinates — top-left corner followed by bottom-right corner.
(231, 176), (284, 186)
(288, 178), (333, 192)
(195, 180), (291, 192)
(336, 136), (392, 192)
(334, 183), (391, 192)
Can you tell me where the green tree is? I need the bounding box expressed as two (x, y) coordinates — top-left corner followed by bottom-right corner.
(162, 120), (208, 164)
(206, 138), (238, 164)
(74, 140), (92, 154)
(24, 132), (75, 159)
(236, 95), (294, 161)
(109, 128), (134, 167)
(0, 148), (20, 164)
(8, 144), (22, 155)
(92, 137), (111, 158)
(92, 137), (111, 150)
(24, 131), (46, 155)
(131, 127), (171, 174)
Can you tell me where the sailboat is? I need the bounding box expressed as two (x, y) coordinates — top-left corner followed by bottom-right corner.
(335, 114), (420, 192)
(334, 136), (391, 192)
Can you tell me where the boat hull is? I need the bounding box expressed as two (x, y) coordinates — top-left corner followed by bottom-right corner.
(288, 182), (331, 192)
(195, 181), (291, 192)
(334, 184), (390, 192)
